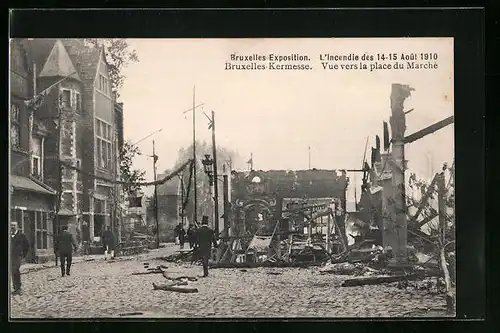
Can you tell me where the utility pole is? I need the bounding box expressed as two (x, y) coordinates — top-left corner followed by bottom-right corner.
(223, 173), (229, 237)
(308, 146), (311, 169)
(192, 86), (197, 226)
(211, 111), (220, 236)
(179, 175), (185, 226)
(152, 140), (159, 248)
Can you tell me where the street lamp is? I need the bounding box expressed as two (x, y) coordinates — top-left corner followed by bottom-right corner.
(202, 154), (214, 186)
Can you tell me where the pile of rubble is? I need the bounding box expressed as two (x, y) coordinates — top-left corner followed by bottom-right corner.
(159, 249), (196, 264)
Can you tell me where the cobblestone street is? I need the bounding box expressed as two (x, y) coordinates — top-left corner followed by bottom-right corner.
(10, 245), (450, 318)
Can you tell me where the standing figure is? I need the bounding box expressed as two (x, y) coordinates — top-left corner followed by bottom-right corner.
(82, 220), (90, 255)
(55, 225), (77, 277)
(196, 216), (218, 277)
(11, 222), (30, 295)
(53, 233), (59, 267)
(176, 223), (186, 249)
(187, 224), (196, 249)
(102, 226), (116, 260)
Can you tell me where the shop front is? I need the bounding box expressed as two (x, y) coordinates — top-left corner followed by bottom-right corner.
(10, 175), (57, 263)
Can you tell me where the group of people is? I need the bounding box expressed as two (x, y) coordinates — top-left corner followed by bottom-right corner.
(10, 221), (117, 295)
(10, 221), (78, 295)
(11, 216), (219, 294)
(174, 223), (199, 249)
(174, 216), (218, 277)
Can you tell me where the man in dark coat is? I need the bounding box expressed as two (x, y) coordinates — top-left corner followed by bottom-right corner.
(102, 226), (116, 260)
(187, 224), (196, 249)
(196, 216), (218, 277)
(175, 223), (186, 249)
(55, 225), (77, 277)
(11, 221), (30, 295)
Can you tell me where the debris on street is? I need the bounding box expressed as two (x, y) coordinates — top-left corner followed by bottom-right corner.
(152, 282), (198, 293)
(163, 274), (198, 282)
(131, 265), (166, 275)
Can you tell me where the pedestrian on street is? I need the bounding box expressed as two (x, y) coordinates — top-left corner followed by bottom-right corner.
(187, 224), (196, 249)
(175, 223), (186, 249)
(102, 226), (116, 260)
(196, 216), (218, 277)
(53, 232), (59, 267)
(11, 221), (30, 295)
(55, 225), (77, 277)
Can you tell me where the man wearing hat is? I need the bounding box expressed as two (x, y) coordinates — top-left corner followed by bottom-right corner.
(10, 221), (30, 295)
(55, 225), (77, 277)
(196, 215), (218, 277)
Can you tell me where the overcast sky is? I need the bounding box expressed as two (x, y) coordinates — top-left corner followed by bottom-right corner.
(119, 38), (454, 201)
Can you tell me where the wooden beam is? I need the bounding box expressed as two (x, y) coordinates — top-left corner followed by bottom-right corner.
(417, 211), (439, 228)
(404, 116), (454, 144)
(410, 173), (439, 223)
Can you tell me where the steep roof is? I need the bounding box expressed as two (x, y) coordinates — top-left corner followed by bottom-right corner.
(60, 39), (101, 84)
(19, 38), (58, 76)
(20, 39), (101, 87)
(38, 40), (81, 81)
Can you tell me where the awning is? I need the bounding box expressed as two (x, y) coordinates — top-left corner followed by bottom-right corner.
(11, 175), (56, 195)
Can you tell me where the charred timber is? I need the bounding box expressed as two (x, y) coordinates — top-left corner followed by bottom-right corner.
(341, 270), (439, 287)
(209, 261), (324, 269)
(404, 116), (454, 144)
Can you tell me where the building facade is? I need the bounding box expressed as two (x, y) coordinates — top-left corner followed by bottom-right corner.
(10, 39), (58, 263)
(13, 39), (124, 252)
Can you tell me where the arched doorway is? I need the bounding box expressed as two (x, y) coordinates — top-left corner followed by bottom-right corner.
(239, 199), (274, 235)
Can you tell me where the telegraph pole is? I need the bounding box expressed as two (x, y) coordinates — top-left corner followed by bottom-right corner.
(308, 146), (311, 169)
(192, 86), (197, 226)
(211, 110), (219, 236)
(152, 140), (159, 248)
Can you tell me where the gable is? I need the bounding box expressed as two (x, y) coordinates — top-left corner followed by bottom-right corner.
(97, 48), (109, 78)
(39, 40), (81, 81)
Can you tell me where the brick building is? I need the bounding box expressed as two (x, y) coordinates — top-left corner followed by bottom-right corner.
(11, 39), (124, 255)
(10, 39), (58, 263)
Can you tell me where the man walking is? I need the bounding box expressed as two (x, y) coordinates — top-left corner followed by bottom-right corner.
(196, 216), (218, 277)
(176, 223), (186, 250)
(11, 221), (30, 295)
(102, 226), (116, 260)
(187, 224), (196, 249)
(55, 225), (77, 277)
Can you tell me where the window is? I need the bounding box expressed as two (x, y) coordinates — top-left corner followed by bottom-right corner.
(10, 104), (20, 148)
(95, 119), (112, 170)
(31, 136), (42, 178)
(94, 198), (106, 214)
(74, 92), (81, 112)
(60, 89), (82, 111)
(36, 211), (48, 249)
(98, 74), (109, 95)
(60, 89), (71, 109)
